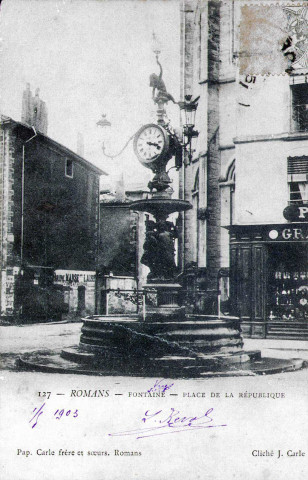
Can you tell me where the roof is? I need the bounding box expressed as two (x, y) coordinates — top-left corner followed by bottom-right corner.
(100, 182), (148, 195)
(0, 116), (107, 176)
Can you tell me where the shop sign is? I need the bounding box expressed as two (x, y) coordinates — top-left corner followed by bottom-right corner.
(283, 205), (308, 222)
(54, 272), (96, 284)
(268, 226), (308, 241)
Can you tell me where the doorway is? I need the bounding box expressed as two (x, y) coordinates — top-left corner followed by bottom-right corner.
(77, 285), (86, 314)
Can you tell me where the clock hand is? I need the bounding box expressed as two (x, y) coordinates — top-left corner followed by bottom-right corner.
(147, 141), (161, 149)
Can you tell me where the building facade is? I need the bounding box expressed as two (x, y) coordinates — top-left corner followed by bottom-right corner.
(0, 115), (104, 321)
(180, 0), (308, 337)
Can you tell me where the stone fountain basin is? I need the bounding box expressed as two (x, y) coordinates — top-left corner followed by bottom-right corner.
(130, 198), (192, 216)
(17, 314), (305, 377)
(77, 314), (245, 358)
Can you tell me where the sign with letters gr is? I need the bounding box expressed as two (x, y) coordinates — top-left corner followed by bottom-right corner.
(268, 225), (308, 241)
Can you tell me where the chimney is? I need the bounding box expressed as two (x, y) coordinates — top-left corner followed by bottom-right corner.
(114, 173), (126, 202)
(77, 132), (84, 157)
(21, 83), (32, 125)
(21, 84), (48, 135)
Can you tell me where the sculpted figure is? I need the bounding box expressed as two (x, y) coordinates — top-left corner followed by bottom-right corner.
(149, 58), (177, 105)
(141, 219), (178, 281)
(147, 171), (172, 193)
(141, 220), (160, 278)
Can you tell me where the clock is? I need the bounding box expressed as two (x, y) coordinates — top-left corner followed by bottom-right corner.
(133, 124), (170, 168)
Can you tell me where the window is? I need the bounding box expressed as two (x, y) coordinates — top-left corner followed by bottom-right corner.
(65, 158), (73, 178)
(267, 243), (308, 321)
(291, 83), (308, 132)
(288, 156), (308, 205)
(219, 158), (236, 226)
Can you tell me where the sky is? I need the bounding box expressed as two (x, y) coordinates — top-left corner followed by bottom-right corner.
(0, 0), (181, 188)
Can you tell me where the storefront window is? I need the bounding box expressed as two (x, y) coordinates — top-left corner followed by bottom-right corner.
(267, 244), (308, 321)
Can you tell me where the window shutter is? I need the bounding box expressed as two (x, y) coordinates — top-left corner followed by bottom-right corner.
(288, 156), (308, 175)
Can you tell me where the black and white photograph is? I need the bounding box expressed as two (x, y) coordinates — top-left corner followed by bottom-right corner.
(0, 1), (307, 479)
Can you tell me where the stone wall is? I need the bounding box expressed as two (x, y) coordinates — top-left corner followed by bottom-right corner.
(180, 0), (238, 289)
(0, 124), (16, 315)
(1, 119), (102, 319)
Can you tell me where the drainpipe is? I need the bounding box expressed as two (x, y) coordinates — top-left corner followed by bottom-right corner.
(134, 211), (140, 313)
(1, 127), (6, 313)
(179, 0), (186, 274)
(95, 187), (101, 315)
(20, 127), (37, 268)
(1, 128), (5, 269)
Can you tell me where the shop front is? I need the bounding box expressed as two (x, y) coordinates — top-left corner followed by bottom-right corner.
(53, 270), (96, 318)
(15, 266), (63, 322)
(229, 223), (308, 338)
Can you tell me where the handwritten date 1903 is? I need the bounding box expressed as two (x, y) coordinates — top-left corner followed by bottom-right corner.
(109, 407), (227, 439)
(29, 403), (79, 429)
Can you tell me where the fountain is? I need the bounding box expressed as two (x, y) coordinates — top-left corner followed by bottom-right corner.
(18, 54), (305, 378)
(60, 55), (260, 377)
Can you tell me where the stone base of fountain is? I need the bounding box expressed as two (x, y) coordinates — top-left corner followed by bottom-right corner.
(77, 314), (245, 356)
(17, 313), (305, 377)
(54, 313), (268, 377)
(141, 283), (186, 321)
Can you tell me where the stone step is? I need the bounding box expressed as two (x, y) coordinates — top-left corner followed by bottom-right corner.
(267, 334), (308, 340)
(267, 328), (308, 335)
(19, 350), (305, 378)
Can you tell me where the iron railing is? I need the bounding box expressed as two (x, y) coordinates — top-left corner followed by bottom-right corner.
(102, 287), (225, 317)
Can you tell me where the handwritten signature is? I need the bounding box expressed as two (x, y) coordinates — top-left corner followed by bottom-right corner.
(109, 407), (226, 439)
(147, 379), (174, 393)
(29, 403), (79, 429)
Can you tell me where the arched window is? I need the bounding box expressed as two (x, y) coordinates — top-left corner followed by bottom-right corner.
(220, 158), (235, 225)
(219, 159), (236, 310)
(192, 168), (200, 194)
(225, 158), (235, 182)
(227, 160), (235, 224)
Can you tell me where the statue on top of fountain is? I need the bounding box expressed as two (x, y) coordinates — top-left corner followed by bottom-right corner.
(149, 56), (177, 105)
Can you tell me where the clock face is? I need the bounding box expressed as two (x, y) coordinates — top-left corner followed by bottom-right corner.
(134, 124), (168, 167)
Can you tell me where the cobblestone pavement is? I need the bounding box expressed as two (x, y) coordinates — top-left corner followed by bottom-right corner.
(0, 322), (307, 379)
(0, 322), (82, 370)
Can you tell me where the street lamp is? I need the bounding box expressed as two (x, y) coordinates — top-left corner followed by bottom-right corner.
(96, 114), (111, 128)
(178, 95), (199, 165)
(96, 114), (112, 157)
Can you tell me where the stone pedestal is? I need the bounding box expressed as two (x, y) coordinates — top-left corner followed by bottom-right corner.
(142, 283), (186, 321)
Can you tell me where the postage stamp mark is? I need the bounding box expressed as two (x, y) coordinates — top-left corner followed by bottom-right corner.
(239, 2), (308, 75)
